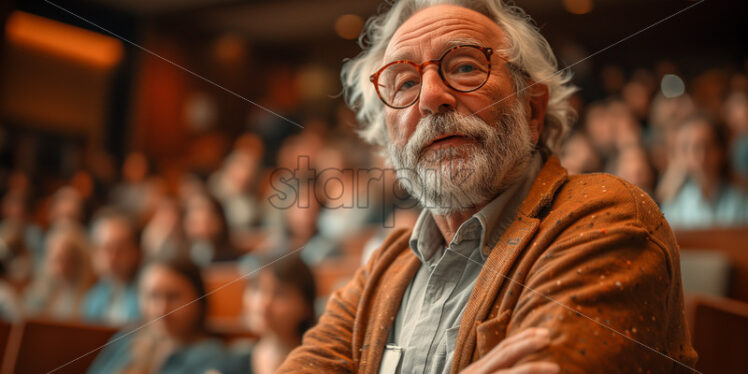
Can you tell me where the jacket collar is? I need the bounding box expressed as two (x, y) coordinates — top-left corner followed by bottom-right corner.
(517, 155), (568, 218)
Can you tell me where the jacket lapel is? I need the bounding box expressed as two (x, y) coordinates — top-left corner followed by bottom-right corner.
(451, 156), (568, 372)
(356, 230), (421, 373)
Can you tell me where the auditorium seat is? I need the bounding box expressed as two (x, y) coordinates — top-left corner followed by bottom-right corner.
(675, 228), (748, 302)
(0, 318), (117, 374)
(687, 295), (748, 374)
(0, 320), (11, 369)
(680, 249), (731, 297)
(203, 263), (245, 321)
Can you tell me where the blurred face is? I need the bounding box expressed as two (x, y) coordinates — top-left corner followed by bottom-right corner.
(123, 152), (148, 183)
(244, 271), (311, 340)
(140, 265), (202, 340)
(94, 219), (141, 282)
(560, 133), (601, 175)
(184, 196), (223, 241)
(616, 148), (654, 192)
(46, 236), (80, 283)
(585, 106), (616, 153)
(677, 121), (724, 179)
(2, 192), (26, 222)
(382, 5), (543, 214)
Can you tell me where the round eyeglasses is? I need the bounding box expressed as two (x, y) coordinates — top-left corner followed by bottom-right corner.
(370, 45), (494, 109)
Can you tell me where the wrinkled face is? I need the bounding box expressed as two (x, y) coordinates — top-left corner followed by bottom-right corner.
(140, 265), (202, 340)
(244, 271), (311, 339)
(382, 5), (536, 214)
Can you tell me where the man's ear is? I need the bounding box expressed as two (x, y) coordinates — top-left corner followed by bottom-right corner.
(525, 82), (549, 145)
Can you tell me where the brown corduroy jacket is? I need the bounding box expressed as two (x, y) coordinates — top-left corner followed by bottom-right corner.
(278, 156), (698, 373)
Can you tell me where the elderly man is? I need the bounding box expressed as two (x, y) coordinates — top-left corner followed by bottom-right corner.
(279, 1), (697, 373)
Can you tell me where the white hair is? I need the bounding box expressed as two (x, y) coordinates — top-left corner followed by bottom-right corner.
(341, 0), (577, 154)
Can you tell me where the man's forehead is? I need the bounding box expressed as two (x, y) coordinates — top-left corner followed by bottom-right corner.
(385, 5), (503, 60)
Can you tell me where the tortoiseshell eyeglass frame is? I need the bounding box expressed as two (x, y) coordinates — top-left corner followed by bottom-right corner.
(369, 44), (495, 109)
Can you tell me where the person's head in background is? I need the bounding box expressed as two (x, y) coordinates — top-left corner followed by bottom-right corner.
(1, 189), (31, 225)
(220, 148), (261, 197)
(674, 114), (731, 198)
(622, 80), (652, 122)
(183, 192), (236, 264)
(560, 130), (603, 175)
(282, 185), (321, 250)
(91, 208), (142, 285)
(139, 255), (208, 342)
(0, 223), (33, 286)
(141, 196), (185, 261)
(583, 101), (616, 158)
(723, 91), (748, 137)
(610, 146), (656, 195)
(48, 186), (85, 227)
(122, 152), (150, 185)
(43, 223), (94, 288)
(648, 93), (697, 173)
(243, 254), (316, 349)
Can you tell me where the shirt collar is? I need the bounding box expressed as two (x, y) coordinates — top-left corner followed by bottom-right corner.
(409, 152), (543, 264)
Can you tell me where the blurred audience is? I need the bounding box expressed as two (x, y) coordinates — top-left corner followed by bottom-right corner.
(84, 208), (143, 325)
(88, 255), (231, 374)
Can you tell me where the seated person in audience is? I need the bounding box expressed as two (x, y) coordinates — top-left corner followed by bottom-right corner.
(88, 255), (230, 374)
(661, 114), (748, 228)
(0, 221), (34, 291)
(84, 208), (143, 325)
(218, 254), (316, 374)
(1, 189), (44, 273)
(23, 222), (94, 320)
(0, 232), (24, 321)
(183, 193), (239, 265)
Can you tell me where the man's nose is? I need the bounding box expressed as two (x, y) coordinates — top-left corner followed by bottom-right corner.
(418, 68), (456, 116)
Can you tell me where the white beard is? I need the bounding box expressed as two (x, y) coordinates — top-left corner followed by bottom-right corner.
(387, 103), (535, 215)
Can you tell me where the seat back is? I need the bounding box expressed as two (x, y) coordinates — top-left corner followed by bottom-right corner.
(680, 249), (732, 297)
(0, 320), (11, 369)
(689, 296), (748, 374)
(203, 263), (245, 321)
(1, 318), (117, 374)
(676, 228), (748, 302)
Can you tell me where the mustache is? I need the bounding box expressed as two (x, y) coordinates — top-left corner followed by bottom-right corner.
(406, 112), (488, 158)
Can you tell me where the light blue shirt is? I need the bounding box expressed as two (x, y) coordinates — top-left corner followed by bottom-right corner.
(380, 153), (542, 374)
(661, 179), (748, 229)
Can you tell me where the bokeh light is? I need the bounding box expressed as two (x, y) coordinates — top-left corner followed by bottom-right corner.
(661, 74), (686, 98)
(334, 14), (364, 40)
(563, 0), (594, 15)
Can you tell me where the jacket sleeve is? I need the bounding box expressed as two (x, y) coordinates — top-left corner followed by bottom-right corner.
(505, 178), (698, 373)
(276, 253), (373, 373)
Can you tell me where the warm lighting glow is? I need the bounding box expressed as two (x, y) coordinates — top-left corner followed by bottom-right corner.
(335, 14), (364, 40)
(212, 33), (247, 64)
(5, 11), (123, 69)
(563, 0), (594, 15)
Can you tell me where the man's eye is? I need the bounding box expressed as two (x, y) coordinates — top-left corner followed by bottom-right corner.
(454, 64), (477, 74)
(398, 80), (417, 91)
